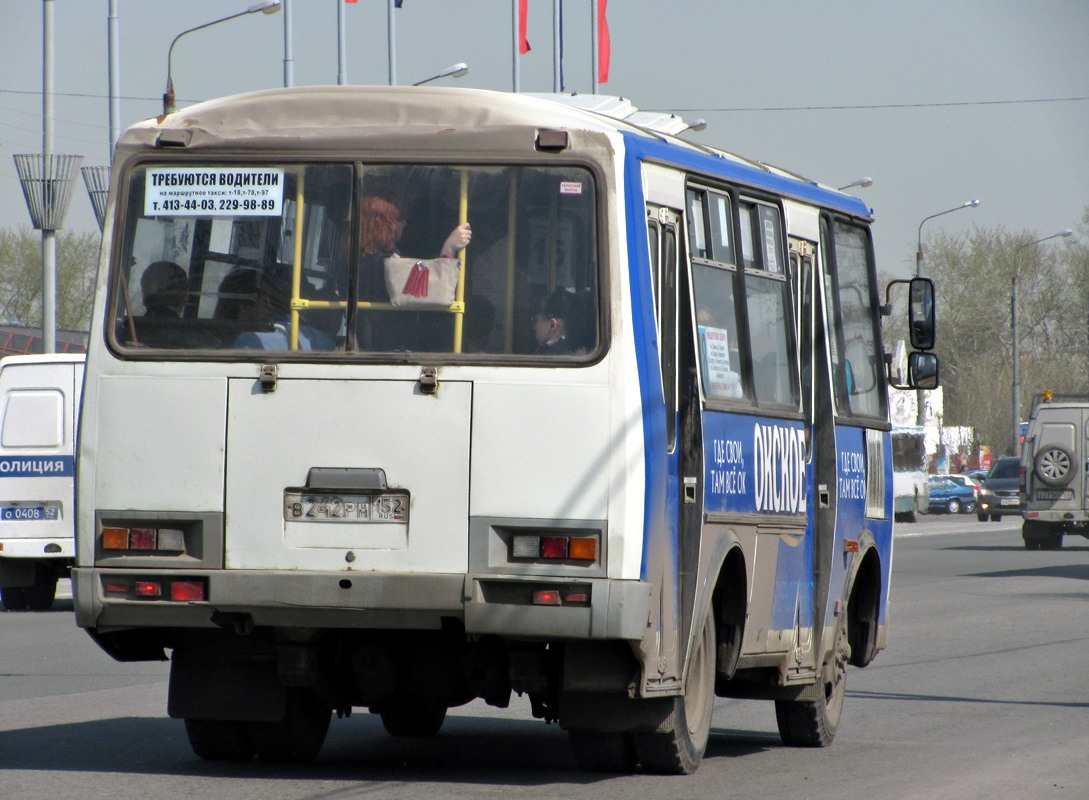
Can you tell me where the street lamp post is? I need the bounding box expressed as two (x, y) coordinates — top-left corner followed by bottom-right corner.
(915, 200), (980, 277)
(162, 1), (282, 116)
(913, 199), (981, 426)
(1011, 229), (1073, 457)
(412, 63), (469, 86)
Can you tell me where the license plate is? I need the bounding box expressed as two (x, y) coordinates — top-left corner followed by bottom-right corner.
(1037, 490), (1073, 501)
(0, 504), (60, 521)
(1000, 498), (1019, 506)
(284, 492), (408, 523)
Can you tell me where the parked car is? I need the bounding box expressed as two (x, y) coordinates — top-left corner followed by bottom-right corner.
(926, 474), (982, 514)
(979, 456), (1022, 521)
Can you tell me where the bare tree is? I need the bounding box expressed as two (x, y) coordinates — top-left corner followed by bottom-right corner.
(0, 226), (100, 331)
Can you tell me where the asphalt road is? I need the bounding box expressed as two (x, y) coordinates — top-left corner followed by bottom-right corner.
(2, 514), (1088, 799)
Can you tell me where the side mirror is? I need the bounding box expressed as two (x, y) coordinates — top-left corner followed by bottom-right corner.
(909, 278), (935, 350)
(909, 351), (939, 390)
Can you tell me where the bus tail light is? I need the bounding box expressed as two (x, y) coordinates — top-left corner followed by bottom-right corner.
(510, 534), (598, 562)
(104, 576), (206, 602)
(101, 526), (186, 553)
(533, 589), (562, 605)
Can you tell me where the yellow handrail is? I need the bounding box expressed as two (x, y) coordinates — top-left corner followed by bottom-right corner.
(452, 170), (469, 353)
(290, 171), (305, 350)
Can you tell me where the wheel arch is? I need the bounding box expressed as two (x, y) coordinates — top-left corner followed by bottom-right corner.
(706, 535), (747, 683)
(845, 535), (882, 668)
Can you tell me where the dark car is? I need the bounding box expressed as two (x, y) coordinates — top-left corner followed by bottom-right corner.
(978, 456), (1022, 521)
(926, 474), (981, 514)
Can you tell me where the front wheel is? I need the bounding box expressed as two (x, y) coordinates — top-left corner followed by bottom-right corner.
(775, 621), (850, 747)
(632, 610), (716, 774)
(977, 512), (987, 522)
(947, 499), (962, 514)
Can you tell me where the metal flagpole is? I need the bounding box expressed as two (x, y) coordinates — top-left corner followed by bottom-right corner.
(388, 0), (397, 85)
(337, 0), (347, 84)
(512, 0), (520, 92)
(591, 0), (599, 94)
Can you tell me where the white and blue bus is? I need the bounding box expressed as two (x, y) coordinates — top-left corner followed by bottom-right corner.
(74, 86), (936, 773)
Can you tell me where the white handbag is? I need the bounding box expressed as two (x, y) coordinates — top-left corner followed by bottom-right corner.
(383, 256), (461, 308)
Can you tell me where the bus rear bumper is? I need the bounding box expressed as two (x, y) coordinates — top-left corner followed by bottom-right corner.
(73, 568), (649, 641)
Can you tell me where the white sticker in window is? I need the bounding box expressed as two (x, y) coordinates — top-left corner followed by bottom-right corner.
(559, 182), (583, 195)
(144, 167), (285, 217)
(700, 325), (743, 399)
(763, 218), (780, 273)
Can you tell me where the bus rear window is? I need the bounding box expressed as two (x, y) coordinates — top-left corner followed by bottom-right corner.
(111, 164), (599, 359)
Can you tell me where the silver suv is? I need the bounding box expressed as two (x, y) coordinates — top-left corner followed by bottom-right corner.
(1020, 394), (1089, 550)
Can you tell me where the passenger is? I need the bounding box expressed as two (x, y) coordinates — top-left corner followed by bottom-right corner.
(215, 265), (335, 351)
(356, 190), (471, 350)
(357, 190), (471, 303)
(532, 290), (578, 355)
(461, 295), (497, 353)
(140, 261), (188, 317)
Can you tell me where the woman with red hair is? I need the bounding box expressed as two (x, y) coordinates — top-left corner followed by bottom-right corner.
(355, 189), (471, 349)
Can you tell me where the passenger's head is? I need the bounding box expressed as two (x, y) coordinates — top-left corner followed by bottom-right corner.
(141, 261), (187, 313)
(359, 190), (405, 257)
(214, 264), (286, 325)
(532, 289), (576, 347)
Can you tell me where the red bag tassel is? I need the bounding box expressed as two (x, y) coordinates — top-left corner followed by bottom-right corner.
(402, 261), (430, 298)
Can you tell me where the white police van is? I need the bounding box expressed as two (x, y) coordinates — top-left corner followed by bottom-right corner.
(0, 353), (84, 610)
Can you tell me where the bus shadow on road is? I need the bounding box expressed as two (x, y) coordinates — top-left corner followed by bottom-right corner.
(0, 713), (785, 783)
(965, 562), (1089, 581)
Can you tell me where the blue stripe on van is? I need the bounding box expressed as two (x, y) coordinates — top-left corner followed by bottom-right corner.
(0, 456), (74, 477)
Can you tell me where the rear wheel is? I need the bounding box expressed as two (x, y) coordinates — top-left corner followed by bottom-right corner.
(378, 695), (447, 737)
(0, 586), (27, 611)
(775, 621), (850, 747)
(946, 499), (962, 514)
(24, 565), (57, 611)
(184, 719), (255, 761)
(568, 730), (638, 773)
(632, 610), (716, 774)
(248, 688), (330, 763)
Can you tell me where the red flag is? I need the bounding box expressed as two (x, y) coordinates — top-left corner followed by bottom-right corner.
(597, 0), (610, 83)
(519, 0), (531, 54)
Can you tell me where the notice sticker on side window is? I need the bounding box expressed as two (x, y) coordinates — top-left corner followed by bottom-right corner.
(144, 167), (285, 217)
(559, 181), (583, 195)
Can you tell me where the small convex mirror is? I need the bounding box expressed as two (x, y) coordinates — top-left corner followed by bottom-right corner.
(909, 351), (939, 390)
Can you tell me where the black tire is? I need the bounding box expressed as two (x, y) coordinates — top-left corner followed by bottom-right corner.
(568, 730), (638, 773)
(632, 610), (716, 775)
(946, 498), (962, 514)
(1023, 520), (1046, 550)
(184, 719), (255, 761)
(977, 512), (987, 522)
(1035, 445), (1077, 487)
(1, 586), (27, 611)
(249, 688), (330, 763)
(24, 566), (57, 611)
(379, 696), (447, 737)
(775, 621), (850, 747)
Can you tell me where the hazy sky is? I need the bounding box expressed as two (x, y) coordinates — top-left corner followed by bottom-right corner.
(1, 0), (1086, 278)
